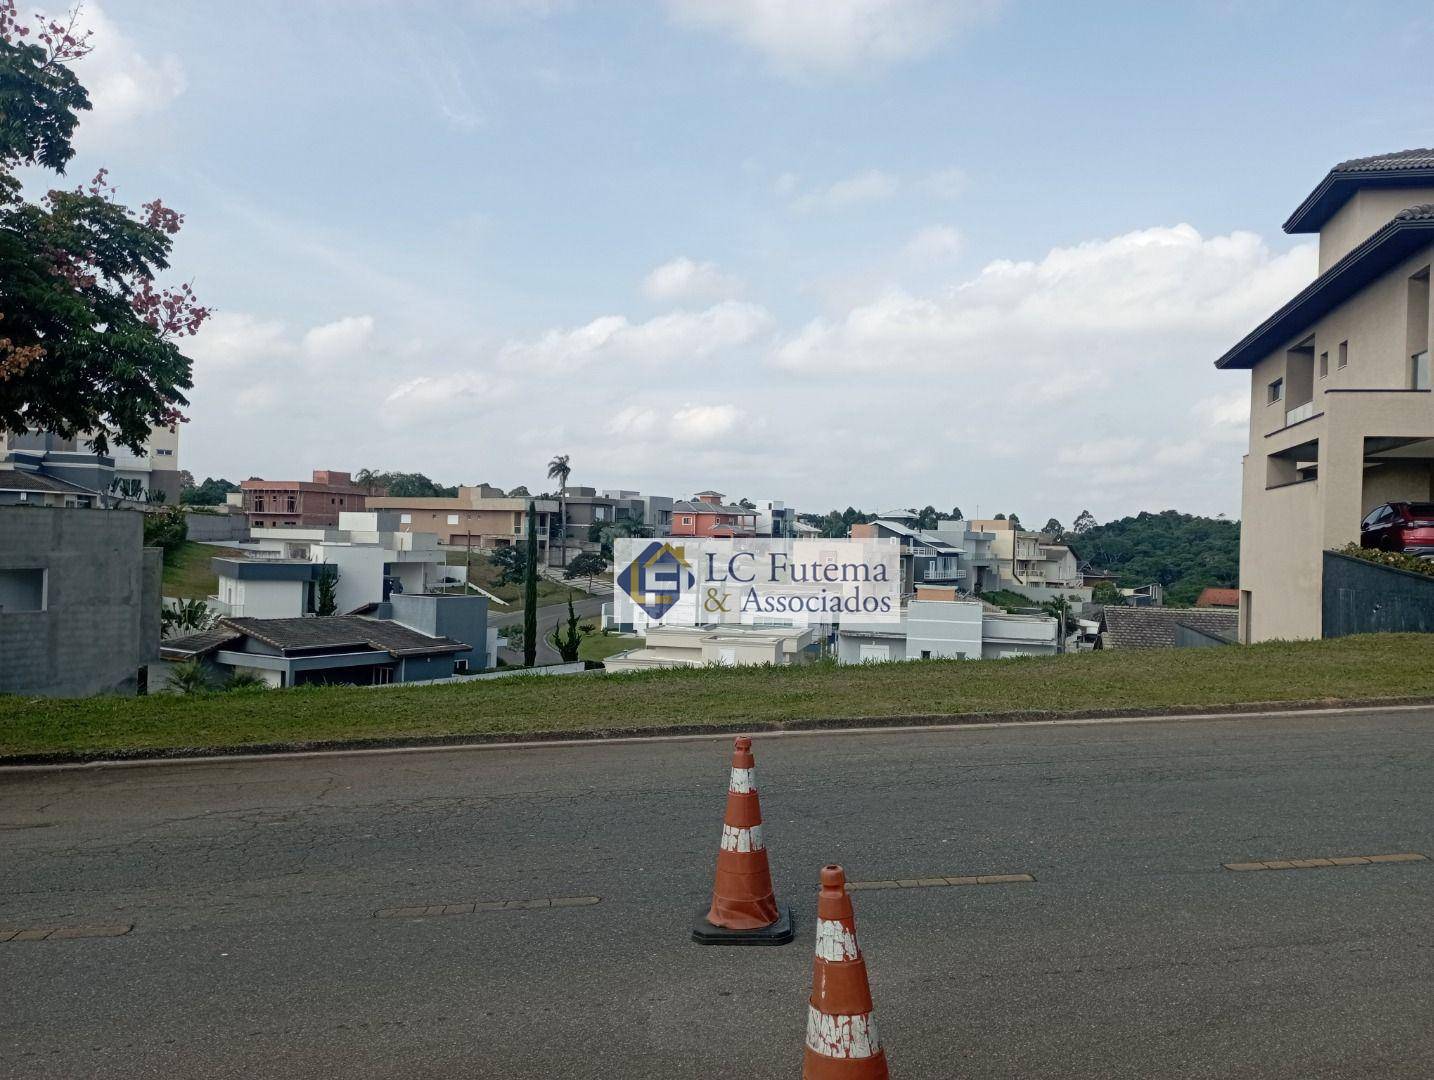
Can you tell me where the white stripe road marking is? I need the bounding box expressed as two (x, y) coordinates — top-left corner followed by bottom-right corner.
(719, 824), (764, 852)
(806, 1006), (880, 1059)
(728, 766), (757, 794)
(814, 918), (860, 961)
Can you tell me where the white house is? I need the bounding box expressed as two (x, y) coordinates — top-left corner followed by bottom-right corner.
(603, 623), (818, 671)
(837, 589), (1060, 662)
(209, 511), (461, 618)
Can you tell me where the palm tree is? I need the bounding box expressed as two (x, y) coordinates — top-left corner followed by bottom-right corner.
(546, 453), (571, 567)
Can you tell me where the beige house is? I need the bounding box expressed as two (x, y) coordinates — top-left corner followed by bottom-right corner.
(1219, 149), (1434, 642)
(967, 518), (1088, 600)
(366, 484), (559, 556)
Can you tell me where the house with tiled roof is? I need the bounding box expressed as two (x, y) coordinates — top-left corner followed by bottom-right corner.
(159, 592), (489, 688)
(1097, 607), (1238, 650)
(1195, 587), (1240, 609)
(1218, 149), (1434, 642)
(669, 490), (758, 538)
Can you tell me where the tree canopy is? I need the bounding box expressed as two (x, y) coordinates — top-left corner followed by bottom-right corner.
(181, 476), (237, 505)
(354, 469), (457, 497)
(0, 4), (208, 454)
(1067, 510), (1239, 605)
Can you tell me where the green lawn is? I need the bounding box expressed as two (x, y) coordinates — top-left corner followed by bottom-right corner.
(161, 541), (246, 600)
(5, 635), (1434, 760)
(444, 550), (580, 607)
(578, 632), (643, 662)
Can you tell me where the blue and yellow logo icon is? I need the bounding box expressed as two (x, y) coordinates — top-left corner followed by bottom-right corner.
(618, 541), (694, 621)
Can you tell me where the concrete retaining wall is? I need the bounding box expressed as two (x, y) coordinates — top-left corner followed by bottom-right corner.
(182, 511), (248, 542)
(1322, 550), (1434, 637)
(0, 506), (160, 697)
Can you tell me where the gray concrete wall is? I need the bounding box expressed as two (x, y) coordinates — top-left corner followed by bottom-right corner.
(389, 592), (489, 668)
(1322, 550), (1434, 637)
(0, 506), (159, 697)
(182, 511), (248, 542)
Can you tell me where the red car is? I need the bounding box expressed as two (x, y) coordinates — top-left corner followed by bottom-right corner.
(1360, 502), (1434, 556)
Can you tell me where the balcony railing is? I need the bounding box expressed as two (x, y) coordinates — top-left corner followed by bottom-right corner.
(922, 565), (965, 581)
(1285, 399), (1316, 425)
(207, 595), (242, 616)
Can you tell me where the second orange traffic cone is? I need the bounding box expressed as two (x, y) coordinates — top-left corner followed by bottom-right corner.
(803, 865), (889, 1078)
(691, 735), (794, 945)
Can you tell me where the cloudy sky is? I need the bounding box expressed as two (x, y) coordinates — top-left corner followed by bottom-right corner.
(34, 1), (1434, 522)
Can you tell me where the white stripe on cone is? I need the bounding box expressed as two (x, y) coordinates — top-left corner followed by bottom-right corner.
(728, 766), (757, 794)
(805, 1005), (881, 1059)
(814, 918), (861, 961)
(719, 824), (764, 852)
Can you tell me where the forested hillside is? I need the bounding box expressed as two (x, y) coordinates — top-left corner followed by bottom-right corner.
(1068, 511), (1239, 605)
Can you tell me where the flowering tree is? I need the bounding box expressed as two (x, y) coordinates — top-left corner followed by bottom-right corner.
(0, 1), (209, 454)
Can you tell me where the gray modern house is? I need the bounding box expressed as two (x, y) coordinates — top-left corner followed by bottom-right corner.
(0, 505), (162, 696)
(160, 592), (489, 687)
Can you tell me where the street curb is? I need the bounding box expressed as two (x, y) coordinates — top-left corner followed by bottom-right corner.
(3, 695), (1434, 770)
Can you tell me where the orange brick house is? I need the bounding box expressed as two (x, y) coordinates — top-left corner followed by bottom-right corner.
(668, 491), (758, 538)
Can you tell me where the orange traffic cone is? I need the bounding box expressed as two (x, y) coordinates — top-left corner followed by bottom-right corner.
(803, 865), (889, 1078)
(691, 736), (794, 945)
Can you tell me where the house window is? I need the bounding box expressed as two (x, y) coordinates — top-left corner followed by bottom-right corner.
(155, 448), (173, 456)
(454, 659), (469, 673)
(1319, 351), (1328, 378)
(1338, 341), (1348, 369)
(1409, 268), (1430, 389)
(447, 514), (460, 525)
(682, 516), (693, 525)
(400, 513), (412, 524)
(1266, 378), (1284, 404)
(0, 568), (46, 612)
(254, 496), (265, 511)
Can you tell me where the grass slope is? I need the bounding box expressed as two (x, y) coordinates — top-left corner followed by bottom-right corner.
(444, 551), (578, 607)
(4, 635), (1434, 759)
(161, 542), (245, 600)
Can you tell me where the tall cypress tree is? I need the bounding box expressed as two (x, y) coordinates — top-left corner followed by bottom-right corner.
(523, 499), (538, 667)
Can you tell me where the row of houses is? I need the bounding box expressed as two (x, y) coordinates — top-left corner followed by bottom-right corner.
(0, 427), (181, 507)
(236, 471), (806, 566)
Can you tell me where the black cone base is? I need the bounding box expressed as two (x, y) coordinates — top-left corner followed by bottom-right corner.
(691, 902), (795, 945)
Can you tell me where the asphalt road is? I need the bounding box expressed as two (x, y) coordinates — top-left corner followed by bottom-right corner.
(2, 707), (1432, 1078)
(489, 595), (606, 665)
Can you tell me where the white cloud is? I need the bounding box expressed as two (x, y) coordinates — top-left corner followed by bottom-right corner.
(383, 372), (506, 423)
(497, 301), (772, 372)
(773, 171), (801, 197)
(301, 315), (375, 363)
(61, 3), (185, 146)
(902, 224), (963, 263)
(775, 225), (1315, 373)
(670, 404), (742, 443)
(1192, 390), (1251, 430)
(791, 169), (899, 212)
(1056, 438), (1144, 468)
(641, 257), (745, 303)
(186, 312), (290, 371)
(665, 0), (1001, 78)
(607, 406), (660, 437)
(233, 383), (278, 416)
